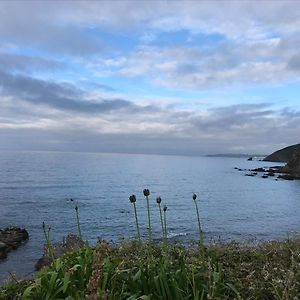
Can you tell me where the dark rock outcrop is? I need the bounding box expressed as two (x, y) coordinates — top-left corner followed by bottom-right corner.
(281, 148), (300, 178)
(35, 234), (84, 270)
(0, 228), (29, 260)
(263, 143), (300, 162)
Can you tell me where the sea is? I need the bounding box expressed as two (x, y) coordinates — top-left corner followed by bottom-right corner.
(1, 151), (300, 284)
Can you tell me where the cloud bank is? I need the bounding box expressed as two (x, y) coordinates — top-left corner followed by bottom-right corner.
(0, 1), (300, 155)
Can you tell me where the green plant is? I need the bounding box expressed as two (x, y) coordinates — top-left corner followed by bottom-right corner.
(163, 205), (168, 240)
(156, 196), (164, 241)
(42, 222), (55, 262)
(129, 194), (141, 241)
(192, 193), (204, 252)
(143, 189), (152, 242)
(22, 246), (95, 299)
(75, 205), (83, 241)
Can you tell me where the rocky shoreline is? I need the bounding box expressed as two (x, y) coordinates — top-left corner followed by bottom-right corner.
(35, 234), (84, 270)
(0, 228), (29, 260)
(239, 147), (300, 181)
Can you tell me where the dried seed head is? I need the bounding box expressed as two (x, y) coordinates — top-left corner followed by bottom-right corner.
(156, 196), (162, 204)
(143, 189), (150, 197)
(129, 194), (137, 203)
(192, 193), (197, 201)
(75, 205), (78, 211)
(42, 221), (45, 229)
(163, 205), (167, 212)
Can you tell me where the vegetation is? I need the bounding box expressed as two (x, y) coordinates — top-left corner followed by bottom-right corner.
(263, 143), (300, 162)
(1, 189), (300, 299)
(2, 238), (300, 299)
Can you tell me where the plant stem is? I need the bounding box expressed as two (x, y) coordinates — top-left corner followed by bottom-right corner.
(133, 202), (141, 241)
(146, 195), (152, 242)
(75, 206), (83, 241)
(42, 223), (55, 261)
(194, 200), (204, 252)
(158, 203), (164, 240)
(163, 209), (167, 241)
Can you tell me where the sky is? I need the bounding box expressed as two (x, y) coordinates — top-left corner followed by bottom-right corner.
(0, 1), (300, 156)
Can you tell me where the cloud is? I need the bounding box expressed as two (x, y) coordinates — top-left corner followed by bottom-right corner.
(1, 1), (300, 55)
(0, 70), (158, 114)
(0, 53), (64, 72)
(90, 34), (300, 89)
(0, 1), (300, 155)
(1, 80), (299, 155)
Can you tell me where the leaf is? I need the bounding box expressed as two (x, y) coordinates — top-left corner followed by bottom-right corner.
(226, 283), (242, 299)
(133, 270), (142, 282)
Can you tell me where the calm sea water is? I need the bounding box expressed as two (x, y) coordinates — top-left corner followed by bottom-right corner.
(1, 151), (300, 283)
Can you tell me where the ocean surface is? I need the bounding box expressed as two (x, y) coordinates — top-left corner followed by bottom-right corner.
(1, 151), (300, 284)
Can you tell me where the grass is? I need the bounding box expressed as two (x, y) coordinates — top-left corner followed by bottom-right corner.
(1, 189), (300, 299)
(2, 239), (300, 299)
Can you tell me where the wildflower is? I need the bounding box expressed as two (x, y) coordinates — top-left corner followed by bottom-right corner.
(129, 194), (140, 241)
(129, 194), (137, 203)
(143, 188), (152, 242)
(156, 196), (164, 240)
(163, 205), (168, 240)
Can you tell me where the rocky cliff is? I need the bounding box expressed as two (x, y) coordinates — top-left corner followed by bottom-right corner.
(281, 148), (300, 176)
(263, 143), (300, 162)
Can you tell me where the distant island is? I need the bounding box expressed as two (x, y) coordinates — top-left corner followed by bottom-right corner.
(263, 143), (300, 162)
(206, 153), (265, 159)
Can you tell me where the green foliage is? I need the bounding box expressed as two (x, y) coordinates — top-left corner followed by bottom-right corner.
(21, 246), (94, 299)
(3, 239), (300, 299)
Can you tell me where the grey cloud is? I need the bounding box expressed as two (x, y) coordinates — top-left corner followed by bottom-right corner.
(287, 54), (300, 71)
(0, 70), (158, 114)
(1, 104), (299, 156)
(1, 96), (299, 155)
(0, 53), (64, 72)
(0, 3), (104, 56)
(1, 1), (300, 57)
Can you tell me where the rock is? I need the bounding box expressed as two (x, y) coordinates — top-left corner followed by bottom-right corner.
(262, 175), (269, 178)
(0, 241), (8, 259)
(0, 228), (29, 261)
(267, 170), (275, 177)
(250, 167), (266, 172)
(247, 157), (253, 161)
(278, 174), (295, 180)
(281, 148), (300, 176)
(35, 234), (85, 270)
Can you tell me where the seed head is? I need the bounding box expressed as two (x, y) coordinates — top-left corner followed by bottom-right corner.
(156, 196), (162, 204)
(42, 221), (45, 229)
(163, 205), (167, 212)
(192, 193), (197, 201)
(75, 205), (78, 211)
(143, 189), (150, 197)
(129, 194), (137, 203)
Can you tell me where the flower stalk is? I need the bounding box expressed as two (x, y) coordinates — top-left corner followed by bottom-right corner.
(75, 205), (83, 241)
(163, 205), (168, 240)
(192, 193), (204, 253)
(42, 222), (55, 262)
(143, 189), (152, 242)
(156, 196), (164, 240)
(129, 194), (141, 241)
